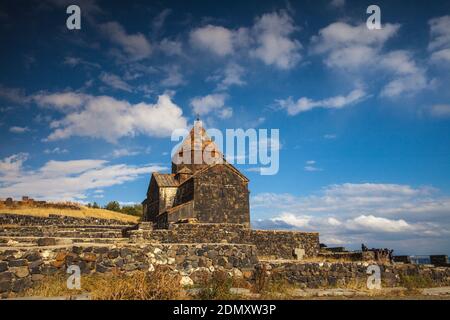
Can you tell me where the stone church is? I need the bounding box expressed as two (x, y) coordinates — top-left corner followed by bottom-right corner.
(142, 120), (250, 228)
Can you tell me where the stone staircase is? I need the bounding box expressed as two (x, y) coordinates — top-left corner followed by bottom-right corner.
(0, 214), (134, 249)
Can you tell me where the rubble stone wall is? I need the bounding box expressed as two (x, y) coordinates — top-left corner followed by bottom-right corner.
(262, 261), (450, 288)
(0, 243), (258, 297)
(130, 223), (320, 259)
(0, 214), (132, 226)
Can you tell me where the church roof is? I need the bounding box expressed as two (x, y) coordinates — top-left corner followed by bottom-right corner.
(152, 173), (179, 187)
(172, 120), (223, 164)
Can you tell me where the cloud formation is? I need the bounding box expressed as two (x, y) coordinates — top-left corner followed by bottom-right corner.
(277, 88), (367, 115)
(428, 15), (450, 64)
(33, 93), (187, 142)
(190, 93), (232, 119)
(0, 153), (165, 201)
(251, 183), (450, 253)
(100, 21), (152, 61)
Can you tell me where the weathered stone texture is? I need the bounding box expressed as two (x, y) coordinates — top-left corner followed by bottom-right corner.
(261, 261), (450, 289)
(0, 243), (257, 297)
(0, 214), (132, 226)
(130, 223), (320, 259)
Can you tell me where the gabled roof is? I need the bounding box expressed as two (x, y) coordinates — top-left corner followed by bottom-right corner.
(171, 120), (224, 165)
(152, 173), (179, 187)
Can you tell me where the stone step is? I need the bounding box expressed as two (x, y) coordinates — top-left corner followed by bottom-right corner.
(0, 236), (130, 247)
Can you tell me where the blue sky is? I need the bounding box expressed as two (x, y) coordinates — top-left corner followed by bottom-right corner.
(1, 0), (450, 255)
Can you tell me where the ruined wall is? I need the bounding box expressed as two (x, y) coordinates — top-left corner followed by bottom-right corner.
(0, 243), (258, 297)
(130, 223), (320, 259)
(250, 230), (320, 259)
(0, 214), (132, 226)
(193, 165), (250, 225)
(261, 261), (450, 288)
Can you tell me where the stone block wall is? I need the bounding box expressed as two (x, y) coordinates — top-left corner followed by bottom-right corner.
(193, 165), (250, 225)
(130, 223), (320, 259)
(0, 214), (132, 226)
(0, 243), (258, 297)
(249, 230), (320, 259)
(262, 261), (450, 288)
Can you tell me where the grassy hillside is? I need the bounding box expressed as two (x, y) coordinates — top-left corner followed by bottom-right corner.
(0, 204), (139, 224)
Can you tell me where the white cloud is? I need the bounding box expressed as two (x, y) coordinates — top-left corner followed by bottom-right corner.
(430, 49), (450, 63)
(189, 11), (301, 69)
(311, 22), (400, 70)
(311, 22), (431, 98)
(428, 15), (450, 52)
(153, 9), (172, 33)
(346, 215), (415, 233)
(100, 21), (152, 61)
(428, 16), (450, 65)
(9, 126), (30, 134)
(251, 183), (450, 252)
(111, 147), (150, 158)
(250, 11), (302, 69)
(159, 38), (183, 56)
(272, 212), (311, 228)
(379, 51), (429, 97)
(33, 92), (90, 112)
(44, 147), (69, 154)
(215, 63), (246, 90)
(380, 72), (429, 98)
(0, 85), (29, 104)
(0, 153), (28, 179)
(99, 72), (132, 92)
(218, 107), (233, 119)
(160, 65), (185, 87)
(0, 154), (166, 201)
(190, 25), (234, 56)
(34, 92), (187, 142)
(429, 104), (450, 118)
(304, 160), (322, 172)
(63, 56), (100, 69)
(277, 88), (367, 115)
(190, 93), (229, 117)
(324, 134), (337, 139)
(330, 0), (345, 8)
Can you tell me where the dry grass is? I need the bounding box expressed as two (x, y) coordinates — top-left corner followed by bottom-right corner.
(0, 203), (138, 224)
(17, 268), (186, 300)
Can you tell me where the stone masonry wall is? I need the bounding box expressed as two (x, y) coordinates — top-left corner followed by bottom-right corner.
(193, 165), (250, 225)
(262, 261), (450, 288)
(0, 243), (258, 297)
(130, 223), (320, 259)
(0, 214), (132, 226)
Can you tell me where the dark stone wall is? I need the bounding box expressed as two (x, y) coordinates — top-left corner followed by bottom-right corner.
(262, 261), (450, 289)
(143, 179), (159, 221)
(131, 223), (320, 259)
(0, 214), (132, 226)
(193, 165), (250, 225)
(0, 243), (258, 297)
(250, 230), (320, 258)
(173, 178), (194, 206)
